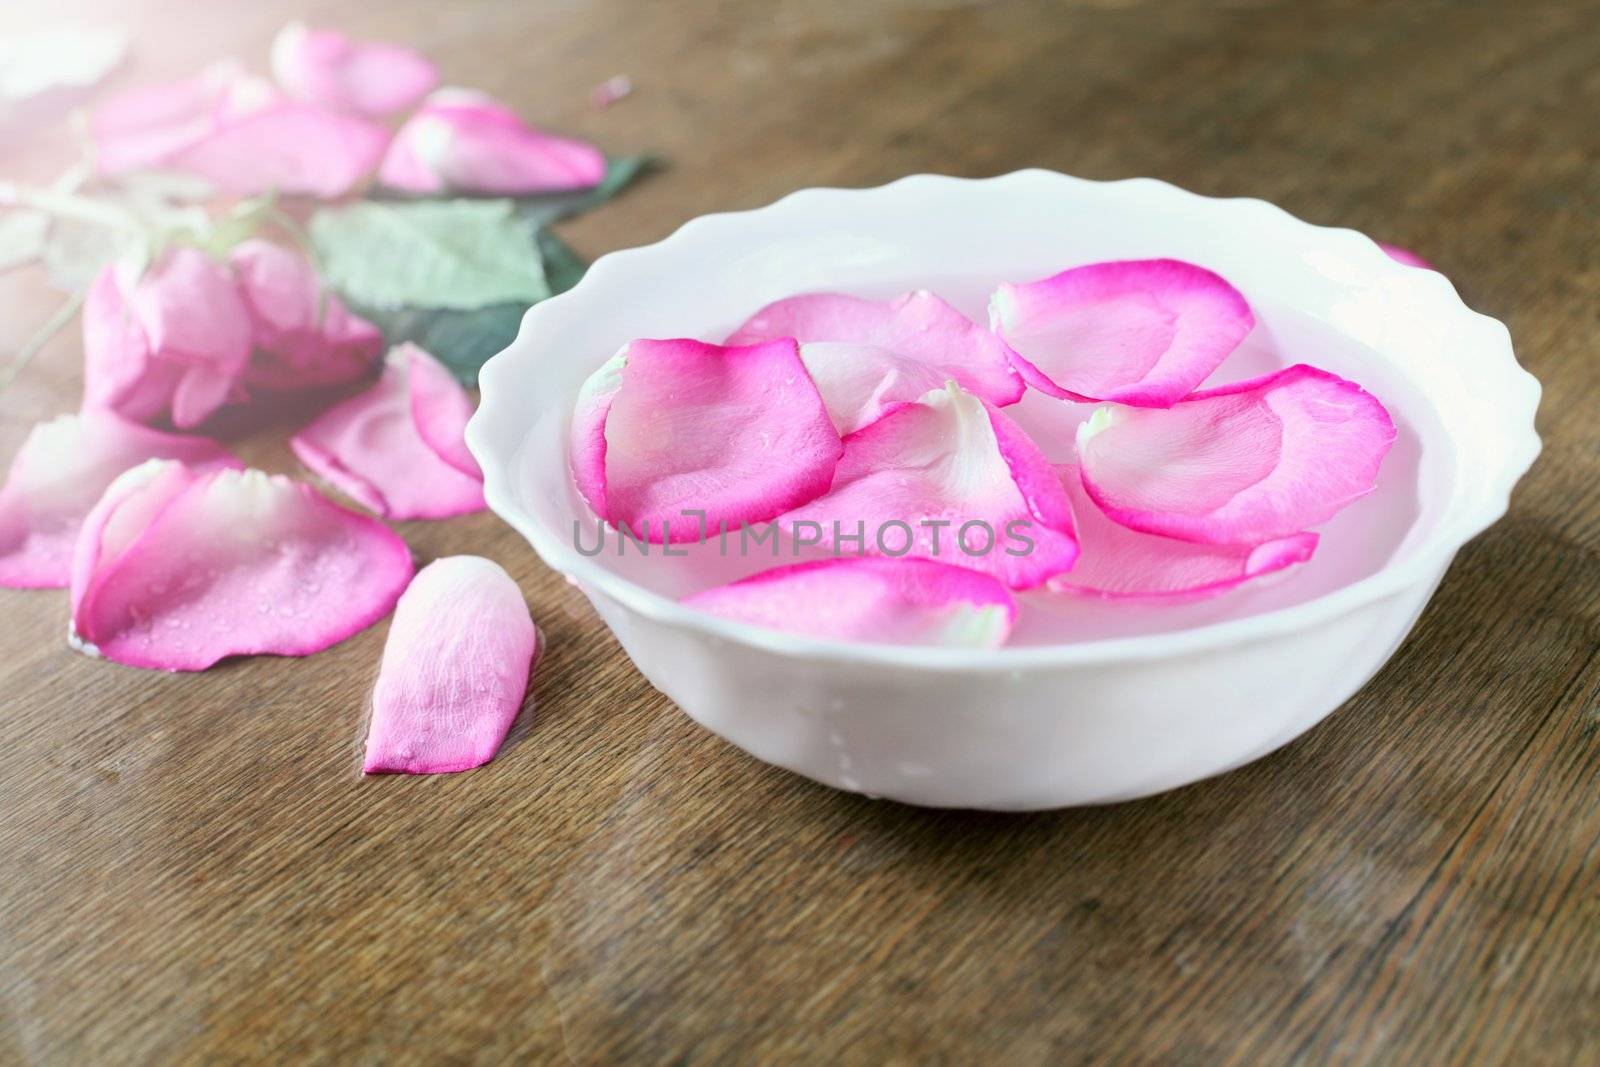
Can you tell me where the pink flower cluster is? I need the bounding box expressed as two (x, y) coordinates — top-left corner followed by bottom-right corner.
(573, 258), (1406, 647)
(0, 23), (600, 774)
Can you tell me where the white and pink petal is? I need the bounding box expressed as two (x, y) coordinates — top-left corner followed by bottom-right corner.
(990, 258), (1254, 408)
(378, 88), (604, 196)
(270, 22), (438, 117)
(0, 412), (237, 589)
(782, 382), (1078, 590)
(363, 556), (538, 775)
(570, 338), (843, 543)
(408, 346), (481, 478)
(1077, 364), (1397, 545)
(71, 467), (413, 671)
(290, 344), (485, 520)
(165, 102), (391, 199)
(727, 290), (1024, 427)
(89, 60), (274, 174)
(685, 556), (1016, 648)
(1046, 463), (1318, 600)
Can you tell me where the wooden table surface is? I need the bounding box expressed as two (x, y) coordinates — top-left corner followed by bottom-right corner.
(3, 1), (1597, 1063)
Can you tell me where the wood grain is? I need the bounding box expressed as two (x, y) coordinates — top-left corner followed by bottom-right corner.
(2, 1), (1597, 1063)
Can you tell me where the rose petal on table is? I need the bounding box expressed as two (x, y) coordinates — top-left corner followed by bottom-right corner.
(270, 21), (438, 117)
(378, 88), (605, 195)
(727, 289), (1024, 429)
(363, 556), (537, 775)
(83, 247), (253, 429)
(71, 467), (413, 671)
(571, 338), (843, 542)
(231, 238), (384, 390)
(990, 258), (1254, 407)
(1045, 462), (1318, 600)
(166, 102), (391, 199)
(1379, 242), (1436, 270)
(408, 345), (481, 477)
(290, 344), (486, 519)
(0, 412), (237, 589)
(90, 59), (276, 173)
(685, 556), (1016, 648)
(69, 459), (209, 617)
(782, 382), (1078, 590)
(590, 74), (633, 109)
(1077, 364), (1397, 545)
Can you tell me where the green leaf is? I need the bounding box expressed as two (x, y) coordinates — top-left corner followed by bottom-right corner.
(356, 303), (528, 387)
(537, 228), (587, 295)
(357, 229), (590, 385)
(514, 154), (655, 228)
(310, 199), (549, 312)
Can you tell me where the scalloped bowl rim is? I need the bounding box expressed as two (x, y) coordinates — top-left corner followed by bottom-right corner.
(467, 170), (1541, 671)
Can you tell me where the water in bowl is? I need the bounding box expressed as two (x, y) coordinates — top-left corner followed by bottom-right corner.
(533, 280), (1444, 647)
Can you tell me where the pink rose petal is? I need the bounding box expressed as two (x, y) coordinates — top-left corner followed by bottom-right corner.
(270, 22), (438, 117)
(990, 258), (1255, 408)
(1046, 463), (1317, 600)
(571, 338), (843, 543)
(782, 382), (1079, 590)
(363, 556), (537, 775)
(166, 101), (390, 199)
(230, 238), (384, 390)
(1379, 242), (1435, 271)
(290, 344), (485, 520)
(379, 88), (605, 195)
(1077, 364), (1397, 545)
(686, 556), (1016, 647)
(71, 466), (413, 672)
(0, 412), (237, 589)
(82, 248), (253, 430)
(590, 74), (633, 110)
(408, 346), (481, 478)
(727, 290), (1025, 432)
(69, 459), (217, 617)
(89, 60), (277, 174)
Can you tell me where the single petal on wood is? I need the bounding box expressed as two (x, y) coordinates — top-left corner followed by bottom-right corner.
(363, 556), (538, 775)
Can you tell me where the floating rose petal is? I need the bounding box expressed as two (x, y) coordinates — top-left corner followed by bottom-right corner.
(90, 59), (277, 174)
(783, 382), (1078, 590)
(166, 101), (391, 199)
(230, 238), (383, 390)
(71, 466), (413, 671)
(1046, 463), (1317, 600)
(685, 556), (1016, 648)
(291, 344), (485, 519)
(787, 342), (950, 435)
(379, 88), (605, 195)
(270, 22), (438, 117)
(727, 290), (1024, 432)
(571, 338), (842, 543)
(991, 258), (1254, 408)
(363, 556), (538, 775)
(82, 247), (253, 429)
(0, 411), (237, 589)
(1077, 364), (1396, 545)
(1379, 242), (1435, 271)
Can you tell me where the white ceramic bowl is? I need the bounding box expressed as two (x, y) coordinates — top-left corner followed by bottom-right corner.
(468, 171), (1540, 810)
